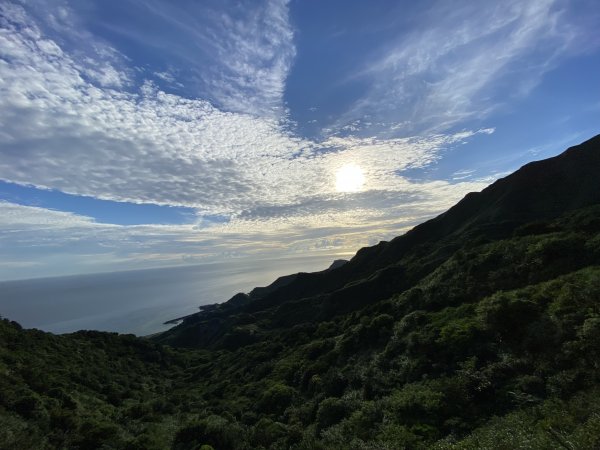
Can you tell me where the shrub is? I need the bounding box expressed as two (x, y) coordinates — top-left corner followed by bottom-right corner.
(258, 383), (296, 416)
(173, 415), (244, 450)
(315, 397), (350, 433)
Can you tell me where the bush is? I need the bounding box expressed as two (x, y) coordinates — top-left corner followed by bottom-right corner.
(173, 416), (244, 450)
(251, 418), (288, 448)
(258, 383), (296, 416)
(316, 397), (350, 433)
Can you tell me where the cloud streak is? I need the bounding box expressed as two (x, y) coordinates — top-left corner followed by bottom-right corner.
(335, 0), (593, 134)
(88, 0), (295, 117)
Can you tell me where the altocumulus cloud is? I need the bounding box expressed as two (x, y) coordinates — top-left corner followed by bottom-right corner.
(0, 1), (498, 278)
(0, 2), (492, 215)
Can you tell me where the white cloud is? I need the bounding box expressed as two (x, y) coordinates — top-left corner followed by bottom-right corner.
(197, 0), (295, 116)
(0, 171), (489, 279)
(90, 0), (295, 117)
(0, 4), (493, 218)
(0, 2), (504, 280)
(0, 4), (301, 213)
(335, 0), (593, 133)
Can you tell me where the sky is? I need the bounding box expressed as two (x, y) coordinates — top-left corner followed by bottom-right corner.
(0, 0), (599, 281)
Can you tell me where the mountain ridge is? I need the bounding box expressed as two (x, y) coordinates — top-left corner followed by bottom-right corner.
(156, 134), (600, 349)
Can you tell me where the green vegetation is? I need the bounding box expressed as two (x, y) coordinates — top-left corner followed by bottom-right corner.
(2, 136), (600, 448)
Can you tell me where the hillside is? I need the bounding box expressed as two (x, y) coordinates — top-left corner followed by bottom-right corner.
(1, 135), (600, 449)
(157, 134), (600, 349)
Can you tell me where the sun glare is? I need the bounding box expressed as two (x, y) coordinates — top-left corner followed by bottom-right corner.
(335, 164), (365, 192)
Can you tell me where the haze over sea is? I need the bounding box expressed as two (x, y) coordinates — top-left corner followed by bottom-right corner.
(0, 256), (336, 336)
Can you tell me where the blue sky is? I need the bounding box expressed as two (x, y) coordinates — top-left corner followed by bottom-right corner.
(0, 0), (599, 281)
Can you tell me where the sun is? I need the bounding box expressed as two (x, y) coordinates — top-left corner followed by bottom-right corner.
(335, 164), (365, 192)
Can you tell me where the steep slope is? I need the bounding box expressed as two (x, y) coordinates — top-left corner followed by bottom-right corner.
(157, 134), (600, 349)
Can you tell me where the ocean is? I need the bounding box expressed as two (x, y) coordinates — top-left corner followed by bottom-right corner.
(0, 255), (337, 336)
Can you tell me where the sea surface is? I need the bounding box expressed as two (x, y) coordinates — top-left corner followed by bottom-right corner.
(0, 255), (337, 336)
